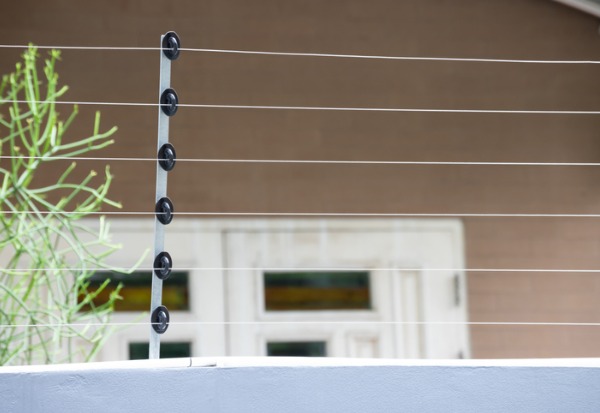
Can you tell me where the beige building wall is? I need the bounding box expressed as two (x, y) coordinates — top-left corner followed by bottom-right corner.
(2, 0), (600, 358)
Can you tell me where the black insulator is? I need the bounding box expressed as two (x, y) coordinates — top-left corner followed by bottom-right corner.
(162, 31), (181, 60)
(158, 143), (177, 171)
(151, 305), (170, 334)
(160, 88), (178, 116)
(155, 197), (174, 225)
(153, 251), (173, 280)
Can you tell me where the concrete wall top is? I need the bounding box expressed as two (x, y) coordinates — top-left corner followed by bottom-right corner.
(2, 358), (600, 413)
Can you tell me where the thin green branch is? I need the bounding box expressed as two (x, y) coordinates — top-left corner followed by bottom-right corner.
(0, 46), (130, 366)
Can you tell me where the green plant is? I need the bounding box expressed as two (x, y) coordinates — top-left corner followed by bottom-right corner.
(0, 46), (125, 365)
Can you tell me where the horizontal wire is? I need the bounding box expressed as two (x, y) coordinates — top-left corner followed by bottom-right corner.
(4, 155), (600, 167)
(3, 211), (600, 218)
(180, 104), (600, 115)
(2, 99), (600, 115)
(183, 48), (600, 65)
(0, 99), (155, 107)
(2, 44), (600, 64)
(1, 321), (599, 329)
(4, 267), (600, 274)
(0, 45), (164, 51)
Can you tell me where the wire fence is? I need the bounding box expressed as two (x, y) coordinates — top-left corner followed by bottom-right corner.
(1, 42), (599, 339)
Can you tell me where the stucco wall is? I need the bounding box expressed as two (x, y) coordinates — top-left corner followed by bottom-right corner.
(2, 358), (600, 413)
(1, 0), (600, 357)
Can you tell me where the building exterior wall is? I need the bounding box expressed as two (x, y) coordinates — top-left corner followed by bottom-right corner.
(1, 0), (600, 358)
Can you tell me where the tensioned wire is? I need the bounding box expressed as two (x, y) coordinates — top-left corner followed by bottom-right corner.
(5, 267), (600, 274)
(1, 321), (600, 328)
(1, 44), (600, 64)
(4, 211), (600, 218)
(2, 99), (600, 114)
(5, 155), (600, 167)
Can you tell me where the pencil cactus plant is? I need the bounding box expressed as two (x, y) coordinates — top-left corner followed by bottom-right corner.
(0, 46), (125, 365)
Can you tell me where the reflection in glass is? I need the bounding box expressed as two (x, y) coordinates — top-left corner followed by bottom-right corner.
(80, 271), (189, 312)
(264, 271), (371, 311)
(129, 342), (192, 360)
(267, 341), (327, 357)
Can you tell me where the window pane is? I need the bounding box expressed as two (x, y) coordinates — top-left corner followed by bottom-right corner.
(129, 342), (192, 360)
(80, 271), (189, 311)
(267, 341), (326, 357)
(264, 271), (371, 311)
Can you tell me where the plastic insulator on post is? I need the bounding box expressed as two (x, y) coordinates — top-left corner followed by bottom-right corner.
(158, 143), (177, 171)
(155, 197), (174, 225)
(153, 251), (173, 280)
(151, 305), (170, 334)
(162, 31), (181, 60)
(160, 88), (178, 116)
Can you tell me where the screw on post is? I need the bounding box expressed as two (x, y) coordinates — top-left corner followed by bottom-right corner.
(158, 143), (177, 171)
(160, 88), (179, 116)
(151, 305), (170, 334)
(149, 31), (180, 359)
(155, 197), (174, 225)
(153, 252), (173, 280)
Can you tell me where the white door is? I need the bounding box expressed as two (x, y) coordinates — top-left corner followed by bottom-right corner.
(224, 219), (469, 358)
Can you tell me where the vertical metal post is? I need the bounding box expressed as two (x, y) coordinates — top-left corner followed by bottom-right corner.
(150, 31), (180, 359)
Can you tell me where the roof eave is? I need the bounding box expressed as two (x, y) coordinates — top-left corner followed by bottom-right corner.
(553, 0), (600, 18)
